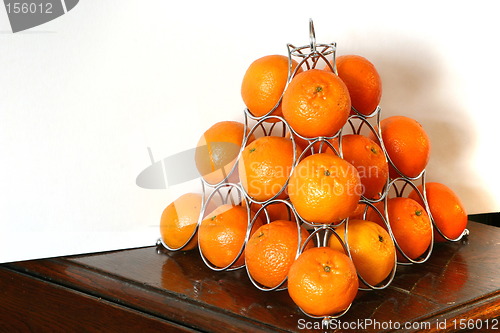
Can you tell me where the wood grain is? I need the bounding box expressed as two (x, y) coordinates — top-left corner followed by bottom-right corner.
(0, 267), (199, 332)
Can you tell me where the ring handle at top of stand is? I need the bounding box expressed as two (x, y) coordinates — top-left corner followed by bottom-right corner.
(309, 18), (316, 52)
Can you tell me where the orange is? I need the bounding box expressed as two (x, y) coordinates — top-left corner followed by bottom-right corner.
(195, 121), (254, 184)
(288, 153), (362, 224)
(287, 247), (359, 316)
(408, 182), (468, 242)
(241, 55), (301, 121)
(326, 55), (382, 115)
(349, 203), (367, 220)
(160, 193), (202, 250)
(331, 134), (388, 199)
(329, 219), (396, 286)
(282, 69), (351, 138)
(285, 131), (311, 153)
(285, 132), (335, 157)
(366, 197), (432, 260)
(198, 204), (263, 268)
(238, 136), (300, 202)
(370, 116), (431, 179)
(245, 220), (312, 288)
(249, 201), (292, 222)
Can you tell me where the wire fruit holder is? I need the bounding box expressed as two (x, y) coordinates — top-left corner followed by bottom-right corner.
(156, 19), (469, 320)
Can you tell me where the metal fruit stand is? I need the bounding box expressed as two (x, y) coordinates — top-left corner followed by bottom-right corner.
(157, 19), (469, 320)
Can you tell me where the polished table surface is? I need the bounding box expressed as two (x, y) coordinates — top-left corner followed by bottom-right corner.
(1, 221), (499, 332)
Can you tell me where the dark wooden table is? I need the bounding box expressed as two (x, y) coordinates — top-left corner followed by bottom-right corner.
(1, 221), (499, 332)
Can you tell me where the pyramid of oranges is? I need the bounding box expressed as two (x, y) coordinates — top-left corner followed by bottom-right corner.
(159, 24), (469, 319)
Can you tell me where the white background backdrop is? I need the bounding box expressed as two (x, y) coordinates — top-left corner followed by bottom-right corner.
(1, 0), (499, 263)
